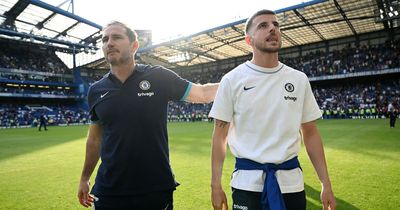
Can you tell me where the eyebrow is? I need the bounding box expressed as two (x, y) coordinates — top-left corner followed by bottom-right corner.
(257, 21), (267, 26)
(102, 34), (124, 40)
(256, 20), (279, 28)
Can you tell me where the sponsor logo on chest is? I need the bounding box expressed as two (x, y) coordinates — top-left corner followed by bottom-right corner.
(138, 80), (155, 97)
(284, 82), (297, 102)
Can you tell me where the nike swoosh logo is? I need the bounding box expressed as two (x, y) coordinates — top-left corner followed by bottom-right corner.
(100, 91), (109, 98)
(243, 86), (255, 91)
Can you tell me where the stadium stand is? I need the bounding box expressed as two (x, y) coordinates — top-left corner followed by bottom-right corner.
(0, 0), (101, 128)
(0, 0), (399, 128)
(281, 39), (400, 77)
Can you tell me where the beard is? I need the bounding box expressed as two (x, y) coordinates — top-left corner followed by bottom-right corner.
(254, 39), (282, 53)
(105, 52), (132, 66)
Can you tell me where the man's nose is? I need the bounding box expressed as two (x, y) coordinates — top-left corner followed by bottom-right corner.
(105, 39), (115, 48)
(269, 25), (276, 33)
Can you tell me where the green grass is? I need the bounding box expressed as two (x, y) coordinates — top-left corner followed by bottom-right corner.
(0, 119), (399, 209)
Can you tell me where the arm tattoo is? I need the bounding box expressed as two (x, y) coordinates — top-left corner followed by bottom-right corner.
(216, 120), (228, 128)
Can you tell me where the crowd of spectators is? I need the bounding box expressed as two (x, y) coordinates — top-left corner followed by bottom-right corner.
(281, 39), (400, 77)
(167, 102), (213, 122)
(0, 72), (72, 84)
(0, 39), (399, 128)
(0, 85), (75, 97)
(0, 43), (71, 86)
(0, 104), (88, 128)
(0, 45), (69, 75)
(314, 80), (399, 119)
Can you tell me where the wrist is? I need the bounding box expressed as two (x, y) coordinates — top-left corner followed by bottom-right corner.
(80, 176), (90, 183)
(321, 182), (332, 190)
(210, 183), (223, 189)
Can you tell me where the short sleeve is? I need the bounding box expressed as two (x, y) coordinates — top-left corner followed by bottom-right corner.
(87, 85), (99, 123)
(208, 76), (234, 122)
(301, 79), (322, 123)
(158, 66), (190, 101)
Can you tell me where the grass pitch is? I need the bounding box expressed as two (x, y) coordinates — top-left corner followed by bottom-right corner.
(0, 119), (399, 209)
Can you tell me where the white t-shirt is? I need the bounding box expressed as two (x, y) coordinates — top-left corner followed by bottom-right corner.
(388, 103), (394, 112)
(209, 61), (322, 193)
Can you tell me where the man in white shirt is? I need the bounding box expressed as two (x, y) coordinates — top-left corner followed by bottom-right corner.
(209, 9), (336, 210)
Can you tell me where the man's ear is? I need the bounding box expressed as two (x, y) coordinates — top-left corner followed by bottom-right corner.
(131, 40), (139, 52)
(245, 35), (252, 46)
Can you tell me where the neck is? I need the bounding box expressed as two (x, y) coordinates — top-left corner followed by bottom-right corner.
(110, 59), (136, 83)
(251, 51), (279, 68)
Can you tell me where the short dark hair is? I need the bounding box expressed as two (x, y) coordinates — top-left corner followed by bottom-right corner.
(104, 21), (138, 42)
(245, 9), (276, 35)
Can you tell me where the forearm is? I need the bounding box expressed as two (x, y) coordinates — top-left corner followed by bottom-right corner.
(301, 121), (336, 209)
(80, 138), (101, 181)
(211, 120), (229, 188)
(304, 132), (332, 188)
(202, 83), (219, 103)
(80, 124), (102, 182)
(211, 136), (227, 188)
(186, 83), (219, 103)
